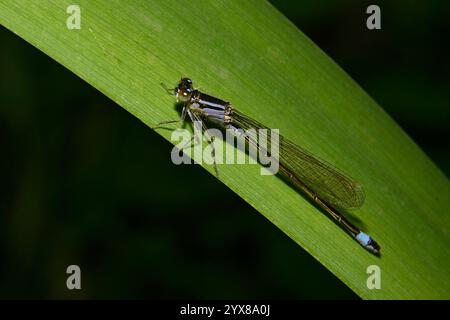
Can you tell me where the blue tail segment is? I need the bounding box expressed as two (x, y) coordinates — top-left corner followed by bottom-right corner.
(356, 232), (380, 255)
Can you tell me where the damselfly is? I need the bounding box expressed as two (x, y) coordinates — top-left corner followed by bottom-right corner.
(155, 78), (380, 255)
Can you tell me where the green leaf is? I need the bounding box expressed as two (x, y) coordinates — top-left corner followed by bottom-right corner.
(1, 0), (449, 299)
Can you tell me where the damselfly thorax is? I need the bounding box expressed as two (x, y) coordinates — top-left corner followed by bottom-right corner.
(175, 78), (233, 126)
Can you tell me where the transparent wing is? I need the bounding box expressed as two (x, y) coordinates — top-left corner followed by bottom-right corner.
(279, 137), (365, 210)
(231, 110), (365, 210)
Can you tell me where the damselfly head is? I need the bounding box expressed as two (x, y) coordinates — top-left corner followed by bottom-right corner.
(174, 78), (194, 102)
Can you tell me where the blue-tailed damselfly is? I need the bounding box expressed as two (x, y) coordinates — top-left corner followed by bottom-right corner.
(155, 78), (380, 255)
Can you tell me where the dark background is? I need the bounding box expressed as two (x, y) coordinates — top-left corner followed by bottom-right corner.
(0, 1), (448, 299)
